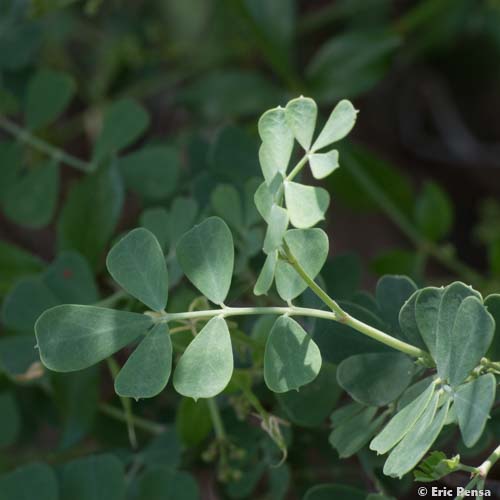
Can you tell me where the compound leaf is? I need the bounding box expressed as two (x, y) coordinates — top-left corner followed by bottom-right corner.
(35, 305), (152, 372)
(309, 150), (339, 179)
(173, 316), (233, 399)
(115, 323), (172, 399)
(176, 217), (234, 305)
(107, 228), (168, 311)
(264, 315), (322, 393)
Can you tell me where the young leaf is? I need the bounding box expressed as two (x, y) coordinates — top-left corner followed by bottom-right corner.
(254, 251), (278, 296)
(337, 353), (414, 406)
(284, 181), (330, 228)
(455, 373), (496, 447)
(106, 228), (168, 312)
(311, 100), (357, 152)
(383, 393), (449, 478)
(35, 305), (153, 372)
(0, 462), (58, 500)
(60, 454), (125, 500)
(447, 296), (494, 386)
(3, 161), (59, 228)
(258, 107), (294, 182)
(308, 150), (339, 179)
(173, 316), (233, 399)
(263, 204), (289, 253)
(275, 228), (329, 301)
(285, 96), (317, 151)
(370, 381), (436, 454)
(25, 69), (75, 129)
(115, 323), (172, 399)
(93, 99), (150, 162)
(176, 217), (234, 305)
(414, 451), (461, 483)
(264, 315), (322, 393)
(119, 146), (179, 201)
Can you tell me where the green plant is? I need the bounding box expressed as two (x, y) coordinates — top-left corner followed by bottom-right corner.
(30, 96), (500, 498)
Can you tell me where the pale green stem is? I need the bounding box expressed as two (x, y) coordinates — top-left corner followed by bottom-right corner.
(207, 398), (227, 442)
(285, 153), (309, 182)
(106, 357), (137, 449)
(0, 115), (92, 172)
(477, 444), (500, 478)
(99, 403), (165, 435)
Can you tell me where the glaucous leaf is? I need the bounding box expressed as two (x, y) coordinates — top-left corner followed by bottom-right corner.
(254, 175), (282, 223)
(285, 96), (317, 151)
(263, 204), (289, 253)
(35, 305), (153, 371)
(337, 353), (414, 406)
(414, 287), (443, 358)
(264, 315), (322, 393)
(119, 146), (179, 201)
(107, 228), (168, 311)
(309, 150), (339, 179)
(258, 107), (294, 183)
(383, 393), (450, 478)
(253, 251), (278, 296)
(277, 362), (341, 427)
(93, 99), (150, 162)
(370, 380), (436, 454)
(115, 323), (172, 399)
(275, 228), (329, 301)
(173, 316), (233, 399)
(60, 454), (125, 500)
(284, 181), (330, 228)
(455, 373), (496, 448)
(376, 275), (417, 337)
(25, 69), (75, 129)
(0, 463), (58, 500)
(398, 291), (426, 350)
(311, 100), (358, 152)
(3, 161), (59, 228)
(176, 217), (234, 305)
(140, 208), (170, 251)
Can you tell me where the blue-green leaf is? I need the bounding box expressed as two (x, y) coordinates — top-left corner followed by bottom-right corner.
(309, 150), (339, 179)
(284, 181), (330, 228)
(285, 96), (317, 151)
(254, 251), (278, 296)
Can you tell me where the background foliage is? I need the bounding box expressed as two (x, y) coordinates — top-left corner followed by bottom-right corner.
(1, 0), (500, 498)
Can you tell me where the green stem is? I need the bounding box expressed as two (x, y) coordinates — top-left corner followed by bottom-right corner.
(99, 403), (165, 435)
(207, 398), (226, 442)
(477, 444), (500, 478)
(285, 154), (309, 182)
(0, 115), (92, 172)
(161, 304), (426, 359)
(106, 358), (137, 449)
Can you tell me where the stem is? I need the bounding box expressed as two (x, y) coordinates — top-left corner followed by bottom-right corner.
(99, 403), (166, 435)
(477, 444), (500, 478)
(207, 398), (226, 442)
(106, 357), (137, 449)
(0, 115), (92, 172)
(286, 154), (309, 182)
